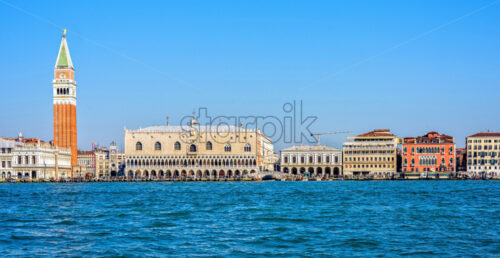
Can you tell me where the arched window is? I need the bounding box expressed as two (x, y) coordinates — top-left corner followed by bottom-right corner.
(135, 142), (142, 151)
(224, 144), (231, 152)
(206, 141), (213, 150)
(154, 142), (161, 151)
(190, 144), (197, 152)
(244, 144), (251, 152)
(284, 157), (288, 163)
(174, 142), (181, 150)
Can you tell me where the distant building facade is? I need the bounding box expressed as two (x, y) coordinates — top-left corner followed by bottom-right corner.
(0, 138), (22, 179)
(466, 132), (500, 178)
(95, 144), (125, 179)
(124, 116), (274, 179)
(401, 131), (455, 179)
(456, 148), (467, 173)
(76, 150), (95, 178)
(343, 129), (397, 179)
(280, 145), (342, 178)
(0, 134), (71, 180)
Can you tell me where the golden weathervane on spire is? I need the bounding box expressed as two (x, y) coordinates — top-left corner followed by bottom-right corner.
(63, 29), (67, 36)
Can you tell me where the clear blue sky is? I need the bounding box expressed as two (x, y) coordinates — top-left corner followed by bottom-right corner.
(1, 0), (499, 151)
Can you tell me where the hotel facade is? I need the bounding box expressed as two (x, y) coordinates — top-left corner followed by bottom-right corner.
(466, 132), (500, 179)
(342, 129), (398, 179)
(124, 116), (274, 179)
(401, 131), (455, 179)
(280, 145), (342, 178)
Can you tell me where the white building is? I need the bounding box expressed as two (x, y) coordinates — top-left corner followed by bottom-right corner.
(0, 138), (22, 179)
(0, 134), (71, 180)
(466, 132), (500, 179)
(280, 145), (342, 178)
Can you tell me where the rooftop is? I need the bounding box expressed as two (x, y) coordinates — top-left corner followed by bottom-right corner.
(468, 132), (500, 137)
(281, 145), (339, 152)
(127, 125), (257, 133)
(403, 131), (454, 144)
(0, 138), (23, 148)
(356, 129), (395, 138)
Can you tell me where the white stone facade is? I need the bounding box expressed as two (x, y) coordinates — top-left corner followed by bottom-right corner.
(0, 137), (72, 180)
(280, 145), (342, 178)
(466, 133), (500, 179)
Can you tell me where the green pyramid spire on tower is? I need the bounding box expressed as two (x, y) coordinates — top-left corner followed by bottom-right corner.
(57, 44), (69, 67)
(55, 29), (73, 69)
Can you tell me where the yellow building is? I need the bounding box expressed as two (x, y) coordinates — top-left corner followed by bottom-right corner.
(466, 132), (500, 179)
(124, 116), (274, 179)
(342, 129), (397, 179)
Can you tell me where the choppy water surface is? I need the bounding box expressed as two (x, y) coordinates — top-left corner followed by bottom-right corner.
(0, 182), (499, 256)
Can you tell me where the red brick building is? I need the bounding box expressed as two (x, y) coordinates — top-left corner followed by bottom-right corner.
(402, 132), (456, 176)
(53, 30), (78, 171)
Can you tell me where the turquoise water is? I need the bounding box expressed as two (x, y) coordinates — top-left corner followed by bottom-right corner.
(0, 182), (499, 256)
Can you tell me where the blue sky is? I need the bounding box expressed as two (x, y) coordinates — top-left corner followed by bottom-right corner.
(0, 0), (499, 150)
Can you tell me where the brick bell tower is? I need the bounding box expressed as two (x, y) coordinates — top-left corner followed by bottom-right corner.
(53, 29), (77, 172)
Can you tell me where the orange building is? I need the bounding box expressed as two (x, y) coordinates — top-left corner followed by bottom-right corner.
(402, 131), (455, 178)
(53, 30), (77, 171)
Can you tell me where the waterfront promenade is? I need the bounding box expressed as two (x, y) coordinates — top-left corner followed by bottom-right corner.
(0, 175), (495, 183)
